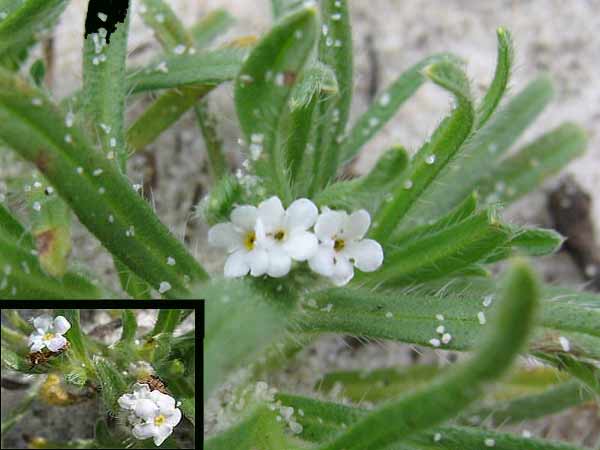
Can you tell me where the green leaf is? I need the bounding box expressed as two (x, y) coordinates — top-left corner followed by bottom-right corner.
(139, 0), (193, 50)
(179, 397), (195, 425)
(29, 59), (45, 87)
(94, 420), (123, 449)
(82, 1), (131, 170)
(199, 173), (243, 226)
(203, 278), (294, 400)
(0, 70), (209, 297)
(190, 9), (235, 49)
(0, 203), (34, 248)
(195, 100), (227, 181)
(24, 176), (72, 278)
(120, 309), (137, 344)
(151, 310), (180, 335)
(406, 76), (554, 224)
(391, 192), (478, 244)
(286, 62), (338, 192)
(205, 406), (296, 450)
(310, 0), (353, 187)
(410, 426), (586, 450)
(0, 0), (67, 56)
(371, 60), (475, 242)
(126, 48), (245, 94)
(126, 84), (210, 151)
(488, 226), (565, 260)
(234, 6), (318, 203)
(476, 27), (513, 127)
(2, 310), (34, 334)
(477, 123), (587, 205)
(465, 379), (592, 426)
(337, 54), (459, 165)
(315, 261), (539, 450)
(1, 324), (27, 351)
(1, 344), (30, 371)
(317, 365), (567, 405)
(536, 351), (600, 395)
(93, 356), (128, 414)
(277, 393), (585, 449)
(0, 234), (105, 299)
(56, 310), (90, 366)
(364, 207), (510, 285)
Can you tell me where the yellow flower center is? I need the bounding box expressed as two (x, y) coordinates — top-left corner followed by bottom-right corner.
(333, 239), (345, 252)
(43, 332), (55, 341)
(273, 229), (286, 241)
(154, 415), (166, 426)
(243, 231), (256, 250)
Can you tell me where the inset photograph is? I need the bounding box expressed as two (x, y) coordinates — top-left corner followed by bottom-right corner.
(1, 308), (196, 449)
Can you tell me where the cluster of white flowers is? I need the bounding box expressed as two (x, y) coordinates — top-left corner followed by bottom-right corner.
(208, 196), (383, 286)
(28, 315), (71, 352)
(118, 383), (182, 446)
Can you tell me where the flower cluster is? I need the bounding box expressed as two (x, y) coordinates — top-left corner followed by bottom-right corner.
(118, 383), (182, 446)
(208, 196), (383, 286)
(28, 315), (71, 352)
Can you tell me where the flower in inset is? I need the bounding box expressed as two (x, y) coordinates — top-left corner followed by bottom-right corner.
(28, 315), (71, 352)
(208, 204), (269, 278)
(118, 383), (182, 446)
(255, 196), (319, 277)
(308, 208), (383, 286)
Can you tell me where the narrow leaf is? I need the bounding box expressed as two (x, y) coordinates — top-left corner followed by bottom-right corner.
(120, 309), (137, 344)
(477, 123), (587, 205)
(126, 48), (245, 94)
(0, 70), (209, 297)
(139, 0), (193, 50)
(0, 0), (67, 55)
(151, 309), (180, 335)
(371, 60), (475, 242)
(234, 6), (318, 203)
(476, 27), (513, 127)
(406, 76), (554, 224)
(93, 356), (128, 414)
(316, 261), (539, 450)
(338, 54), (459, 165)
(190, 9), (235, 48)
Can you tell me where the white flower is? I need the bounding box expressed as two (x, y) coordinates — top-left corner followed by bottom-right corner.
(255, 196), (319, 277)
(118, 383), (182, 446)
(208, 196), (318, 278)
(28, 315), (71, 352)
(208, 204), (270, 278)
(308, 208), (383, 286)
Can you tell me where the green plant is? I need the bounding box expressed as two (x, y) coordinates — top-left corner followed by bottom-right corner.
(0, 0), (597, 447)
(1, 309), (196, 448)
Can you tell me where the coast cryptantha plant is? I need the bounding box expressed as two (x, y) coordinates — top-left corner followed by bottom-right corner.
(0, 0), (598, 448)
(1, 309), (196, 448)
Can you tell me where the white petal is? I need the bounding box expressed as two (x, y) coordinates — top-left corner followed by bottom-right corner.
(230, 205), (257, 230)
(46, 335), (67, 352)
(341, 209), (371, 240)
(208, 223), (242, 252)
(257, 196), (285, 231)
(285, 198), (318, 231)
(308, 247), (335, 277)
(224, 250), (250, 278)
(118, 393), (137, 410)
(150, 391), (175, 414)
(283, 231), (318, 261)
(314, 209), (344, 241)
(267, 249), (292, 278)
(135, 398), (159, 419)
(53, 316), (71, 334)
(132, 423), (156, 440)
(331, 256), (354, 286)
(153, 425), (173, 446)
(29, 336), (45, 352)
(33, 315), (52, 331)
(165, 408), (182, 427)
(248, 248), (269, 277)
(344, 239), (384, 272)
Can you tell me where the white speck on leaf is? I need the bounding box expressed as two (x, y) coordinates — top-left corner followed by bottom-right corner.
(477, 311), (487, 325)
